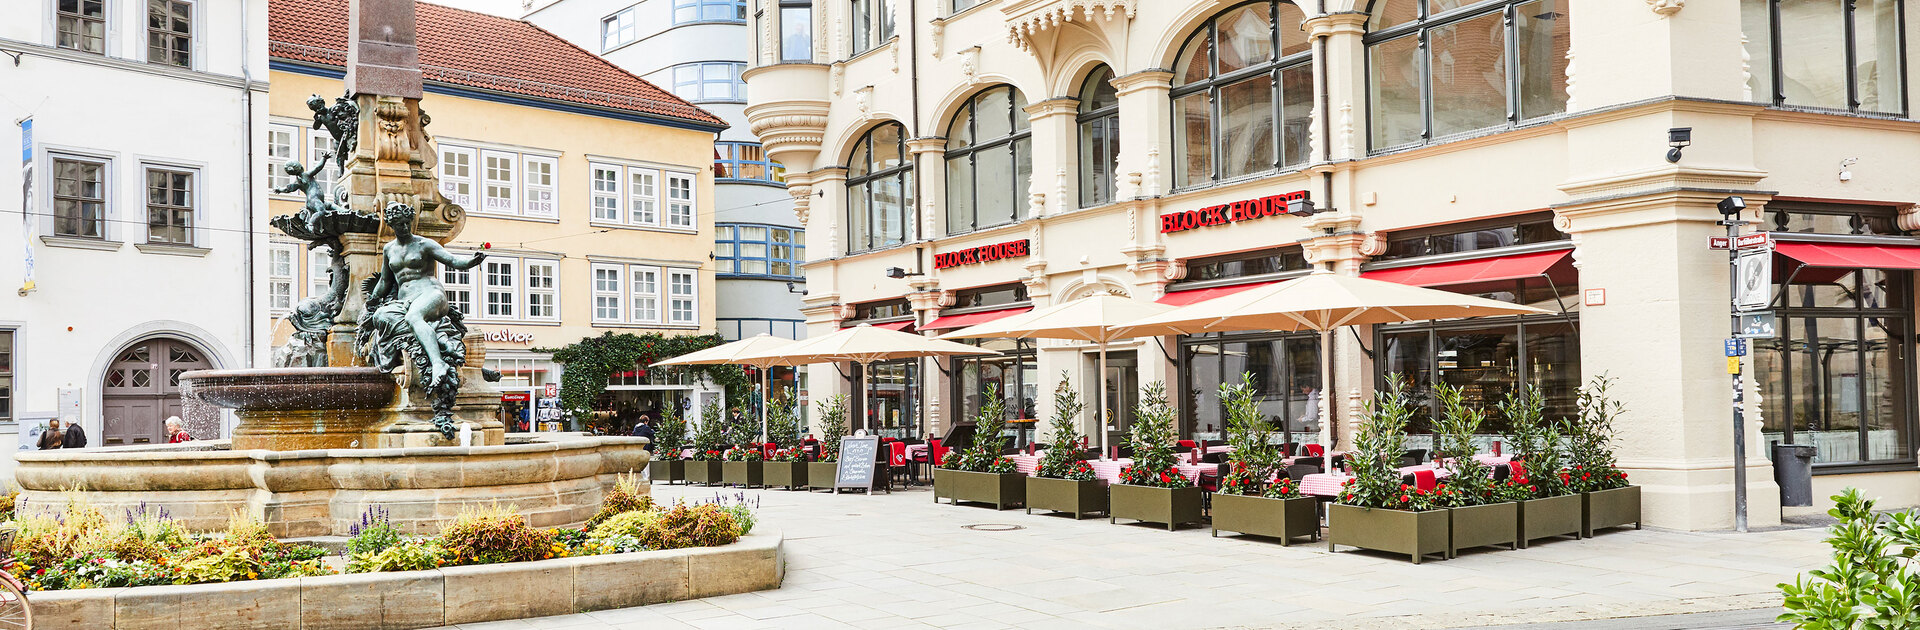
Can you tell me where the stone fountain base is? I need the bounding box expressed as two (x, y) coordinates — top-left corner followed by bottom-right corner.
(187, 365), (508, 451)
(13, 433), (650, 537)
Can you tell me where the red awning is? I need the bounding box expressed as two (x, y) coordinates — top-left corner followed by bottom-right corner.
(1155, 281), (1281, 306)
(867, 320), (916, 332)
(1363, 249), (1575, 289)
(923, 306), (1031, 330)
(1775, 242), (1920, 270)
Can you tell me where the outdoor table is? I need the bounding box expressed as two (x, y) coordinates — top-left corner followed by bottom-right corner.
(1298, 464), (1453, 497)
(1086, 458), (1214, 484)
(1006, 453), (1043, 475)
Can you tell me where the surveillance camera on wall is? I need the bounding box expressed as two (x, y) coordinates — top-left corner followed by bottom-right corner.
(1717, 196), (1746, 215)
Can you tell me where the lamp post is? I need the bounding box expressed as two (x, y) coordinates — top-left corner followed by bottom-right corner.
(1719, 195), (1750, 533)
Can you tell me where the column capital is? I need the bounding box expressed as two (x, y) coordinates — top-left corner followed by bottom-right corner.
(906, 137), (948, 155)
(1302, 11), (1369, 37)
(1111, 69), (1173, 96)
(1024, 97), (1080, 119)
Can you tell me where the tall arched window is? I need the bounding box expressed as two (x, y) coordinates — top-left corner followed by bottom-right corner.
(945, 85), (1033, 235)
(1171, 1), (1310, 190)
(1078, 66), (1120, 208)
(1366, 0), (1571, 150)
(847, 122), (915, 252)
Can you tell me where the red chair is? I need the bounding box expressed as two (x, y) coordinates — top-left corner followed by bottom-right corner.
(762, 442), (777, 459)
(886, 441), (910, 489)
(1177, 440), (1197, 450)
(1412, 469), (1437, 492)
(1303, 444), (1326, 457)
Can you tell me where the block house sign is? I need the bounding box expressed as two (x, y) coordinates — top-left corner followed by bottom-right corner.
(934, 239), (1031, 270)
(1159, 190), (1310, 233)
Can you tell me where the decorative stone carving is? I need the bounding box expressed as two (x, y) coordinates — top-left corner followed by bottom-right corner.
(831, 64), (844, 96)
(1053, 168), (1067, 216)
(960, 47), (981, 85)
(789, 185), (813, 224)
(931, 20), (945, 58)
(1143, 148), (1160, 197)
(1565, 49), (1578, 110)
(1740, 34), (1754, 102)
(1359, 232), (1387, 257)
(855, 86), (874, 117)
(1646, 0), (1682, 17)
(1897, 204), (1920, 232)
(1004, 0), (1136, 52)
(890, 41), (900, 73)
(1338, 102), (1354, 158)
(373, 98), (412, 162)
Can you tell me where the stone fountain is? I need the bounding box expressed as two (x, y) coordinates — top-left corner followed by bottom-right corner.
(13, 0), (647, 536)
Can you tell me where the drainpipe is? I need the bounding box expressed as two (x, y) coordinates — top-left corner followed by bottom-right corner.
(1316, 0), (1333, 209)
(906, 0), (930, 439)
(239, 0), (257, 368)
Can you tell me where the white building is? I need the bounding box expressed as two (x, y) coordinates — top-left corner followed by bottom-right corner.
(0, 0), (270, 467)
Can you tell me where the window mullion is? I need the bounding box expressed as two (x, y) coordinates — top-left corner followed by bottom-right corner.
(1504, 4), (1519, 123)
(1844, 0), (1861, 110)
(1770, 0), (1787, 104)
(1419, 28), (1433, 142)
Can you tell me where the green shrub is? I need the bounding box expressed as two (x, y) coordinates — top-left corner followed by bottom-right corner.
(1779, 489), (1920, 628)
(587, 473), (654, 527)
(815, 395), (849, 462)
(589, 509), (661, 541)
(346, 507), (402, 557)
(639, 503), (739, 550)
(720, 503), (755, 536)
(437, 503), (557, 566)
(346, 539), (446, 573)
(577, 533), (646, 555)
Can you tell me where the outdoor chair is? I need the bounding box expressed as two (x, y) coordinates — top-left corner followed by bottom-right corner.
(1284, 463), (1320, 481)
(1203, 439), (1227, 448)
(1492, 463), (1511, 482)
(1177, 440), (1197, 451)
(887, 441), (912, 488)
(1399, 449), (1429, 467)
(1401, 469), (1437, 492)
(1279, 442), (1298, 457)
(1200, 451), (1229, 464)
(1329, 454), (1347, 471)
(1292, 456), (1324, 471)
(1302, 444), (1326, 457)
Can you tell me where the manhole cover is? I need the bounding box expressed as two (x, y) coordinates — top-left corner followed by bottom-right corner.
(962, 523), (1024, 532)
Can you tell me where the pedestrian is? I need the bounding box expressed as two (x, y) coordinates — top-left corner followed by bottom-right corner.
(37, 420), (64, 450)
(63, 418), (88, 448)
(632, 413), (656, 450)
(166, 416), (193, 443)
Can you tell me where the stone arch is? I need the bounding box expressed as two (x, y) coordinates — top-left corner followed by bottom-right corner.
(1048, 45), (1119, 99)
(87, 321), (236, 445)
(924, 77), (1036, 137)
(826, 118), (911, 170)
(1150, 0), (1317, 70)
(1052, 276), (1133, 303)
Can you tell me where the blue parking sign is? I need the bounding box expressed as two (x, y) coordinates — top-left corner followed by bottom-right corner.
(1725, 339), (1747, 357)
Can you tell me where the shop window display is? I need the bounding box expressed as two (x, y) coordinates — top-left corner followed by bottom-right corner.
(1180, 334), (1321, 441)
(953, 339), (1039, 447)
(1755, 269), (1914, 466)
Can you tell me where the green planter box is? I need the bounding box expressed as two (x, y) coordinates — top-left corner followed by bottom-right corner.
(1582, 485), (1642, 537)
(1327, 503), (1449, 564)
(722, 460), (764, 488)
(647, 459), (683, 485)
(1210, 493), (1319, 545)
(685, 460), (723, 486)
(1518, 494), (1584, 548)
(763, 460), (808, 490)
(1447, 502), (1518, 558)
(1109, 484), (1204, 531)
(807, 461), (840, 491)
(1025, 476), (1107, 519)
(932, 468), (956, 503)
(939, 469), (1025, 510)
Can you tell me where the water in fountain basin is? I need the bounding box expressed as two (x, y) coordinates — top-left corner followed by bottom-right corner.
(177, 378), (223, 440)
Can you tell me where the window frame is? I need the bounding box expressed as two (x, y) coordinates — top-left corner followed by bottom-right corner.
(268, 243), (297, 313)
(716, 223), (806, 279)
(945, 84), (1034, 235)
(266, 123), (299, 195)
(849, 0), (896, 57)
(521, 154), (557, 219)
(1748, 0), (1909, 116)
(145, 0), (194, 68)
(482, 256), (519, 320)
(668, 268), (699, 325)
(56, 0), (108, 55)
(306, 247), (332, 299)
(601, 7), (638, 51)
(674, 0), (747, 24)
(1170, 1), (1314, 190)
(1077, 65), (1121, 208)
(715, 141), (787, 184)
(0, 329), (14, 424)
(845, 122), (916, 254)
(444, 257), (478, 316)
(666, 172), (696, 229)
(779, 0), (813, 62)
(479, 149), (519, 216)
(523, 258), (560, 322)
(51, 154), (109, 240)
(671, 62), (748, 103)
(1362, 0), (1573, 152)
(631, 265), (662, 324)
(438, 144), (476, 209)
(592, 264), (626, 323)
(1760, 267), (1917, 469)
(142, 166), (196, 246)
(307, 128), (341, 194)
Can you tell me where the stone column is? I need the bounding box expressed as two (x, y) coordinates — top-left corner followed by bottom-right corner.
(1024, 98), (1078, 218)
(327, 232), (383, 367)
(1109, 70), (1172, 199)
(905, 137), (946, 244)
(1303, 11), (1369, 162)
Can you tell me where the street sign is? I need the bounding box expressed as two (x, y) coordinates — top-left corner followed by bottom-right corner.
(1739, 312), (1778, 339)
(1709, 236), (1731, 250)
(542, 382), (558, 398)
(1726, 357), (1742, 374)
(1734, 248), (1773, 310)
(1724, 339), (1747, 357)
(1736, 233), (1770, 249)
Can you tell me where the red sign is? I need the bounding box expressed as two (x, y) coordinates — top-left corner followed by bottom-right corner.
(1711, 234), (1769, 250)
(934, 239), (1030, 270)
(542, 383), (558, 398)
(1709, 237), (1731, 250)
(501, 392), (531, 402)
(1159, 190), (1309, 233)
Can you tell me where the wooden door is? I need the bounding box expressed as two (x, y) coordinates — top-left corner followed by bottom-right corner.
(101, 338), (209, 446)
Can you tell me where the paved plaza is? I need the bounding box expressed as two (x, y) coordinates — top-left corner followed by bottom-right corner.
(433, 482), (1828, 630)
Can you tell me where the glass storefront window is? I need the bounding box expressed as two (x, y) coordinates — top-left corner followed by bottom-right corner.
(1380, 317), (1580, 436)
(953, 339), (1038, 446)
(1757, 267), (1914, 466)
(858, 360), (919, 439)
(1374, 215), (1567, 262)
(1179, 333), (1321, 440)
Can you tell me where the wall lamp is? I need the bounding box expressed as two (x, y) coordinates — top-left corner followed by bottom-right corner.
(1666, 127), (1692, 163)
(884, 267), (923, 279)
(1286, 198), (1319, 216)
(1717, 196), (1746, 216)
(785, 281), (807, 295)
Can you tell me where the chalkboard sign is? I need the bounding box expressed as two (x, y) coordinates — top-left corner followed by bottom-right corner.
(834, 436), (881, 494)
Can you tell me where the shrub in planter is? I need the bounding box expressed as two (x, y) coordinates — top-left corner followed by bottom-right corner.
(1433, 384), (1516, 557)
(1501, 387), (1583, 547)
(687, 404), (730, 486)
(722, 445), (766, 488)
(765, 446), (810, 489)
(1569, 375), (1641, 536)
(438, 503), (559, 566)
(1110, 382), (1202, 530)
(938, 386), (1026, 509)
(1778, 488), (1920, 628)
(649, 403), (688, 484)
(809, 395), (849, 491)
(1328, 378), (1449, 563)
(1029, 374), (1107, 518)
(588, 473), (654, 527)
(1211, 374), (1316, 544)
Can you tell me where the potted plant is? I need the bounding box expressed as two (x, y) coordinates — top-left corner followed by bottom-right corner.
(1569, 375), (1639, 537)
(1027, 374), (1105, 519)
(685, 403), (727, 486)
(722, 444), (765, 488)
(807, 395), (848, 492)
(647, 402), (687, 484)
(765, 446), (809, 490)
(1433, 383), (1516, 558)
(762, 393), (808, 490)
(936, 385), (1025, 510)
(1109, 382), (1202, 531)
(1328, 378), (1450, 564)
(1210, 374), (1318, 545)
(1502, 387), (1583, 548)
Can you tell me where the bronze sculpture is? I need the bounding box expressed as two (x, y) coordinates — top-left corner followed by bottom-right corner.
(307, 92), (359, 172)
(356, 202), (485, 437)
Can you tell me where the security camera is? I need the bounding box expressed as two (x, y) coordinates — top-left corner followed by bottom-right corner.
(1717, 196), (1746, 215)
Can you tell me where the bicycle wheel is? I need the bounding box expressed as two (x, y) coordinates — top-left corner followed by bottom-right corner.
(0, 573), (31, 630)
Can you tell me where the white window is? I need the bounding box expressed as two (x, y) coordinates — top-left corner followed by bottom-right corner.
(440, 145), (475, 208)
(630, 169), (658, 226)
(666, 173), (695, 229)
(590, 163), (622, 222)
(307, 247), (332, 298)
(630, 265), (660, 324)
(266, 124), (298, 193)
(483, 257), (518, 318)
(671, 62), (746, 101)
(307, 129), (339, 192)
(444, 260), (476, 316)
(525, 259), (558, 320)
(668, 269), (697, 325)
(601, 8), (637, 51)
(592, 264), (624, 322)
(268, 244), (296, 312)
(522, 155), (556, 218)
(481, 150), (517, 214)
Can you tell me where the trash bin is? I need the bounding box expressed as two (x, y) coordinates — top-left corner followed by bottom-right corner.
(1772, 443), (1817, 507)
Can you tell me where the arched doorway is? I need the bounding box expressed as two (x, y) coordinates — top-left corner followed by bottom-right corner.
(101, 337), (210, 446)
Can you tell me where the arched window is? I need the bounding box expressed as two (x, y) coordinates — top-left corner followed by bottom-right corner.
(847, 122), (914, 252)
(1742, 0), (1906, 114)
(945, 85), (1033, 235)
(1366, 0), (1571, 150)
(1078, 66), (1120, 208)
(1171, 1), (1310, 189)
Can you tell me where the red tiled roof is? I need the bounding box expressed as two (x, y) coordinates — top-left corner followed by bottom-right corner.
(267, 0), (726, 128)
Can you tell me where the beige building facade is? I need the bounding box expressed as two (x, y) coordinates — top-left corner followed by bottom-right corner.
(748, 0), (1920, 531)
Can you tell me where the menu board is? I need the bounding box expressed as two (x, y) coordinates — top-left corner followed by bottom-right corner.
(835, 436), (880, 493)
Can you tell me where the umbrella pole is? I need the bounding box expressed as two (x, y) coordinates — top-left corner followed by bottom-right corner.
(1098, 341), (1109, 459)
(759, 366), (769, 444)
(1320, 328), (1334, 463)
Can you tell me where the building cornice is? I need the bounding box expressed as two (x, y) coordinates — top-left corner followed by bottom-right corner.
(269, 60), (728, 133)
(0, 37), (262, 90)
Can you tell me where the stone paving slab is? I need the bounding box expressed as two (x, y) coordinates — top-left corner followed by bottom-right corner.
(431, 484), (1828, 630)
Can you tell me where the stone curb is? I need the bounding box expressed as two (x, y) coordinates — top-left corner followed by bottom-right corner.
(1258, 592), (1784, 630)
(29, 530), (783, 630)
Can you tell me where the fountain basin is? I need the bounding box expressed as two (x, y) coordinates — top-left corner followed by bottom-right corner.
(182, 367), (397, 411)
(15, 433), (651, 537)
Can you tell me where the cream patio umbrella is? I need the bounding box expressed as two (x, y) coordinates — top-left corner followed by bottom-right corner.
(652, 334), (798, 442)
(1110, 270), (1550, 462)
(733, 324), (998, 441)
(935, 294), (1177, 457)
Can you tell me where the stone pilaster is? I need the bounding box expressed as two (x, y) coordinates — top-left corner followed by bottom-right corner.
(1109, 70), (1172, 198)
